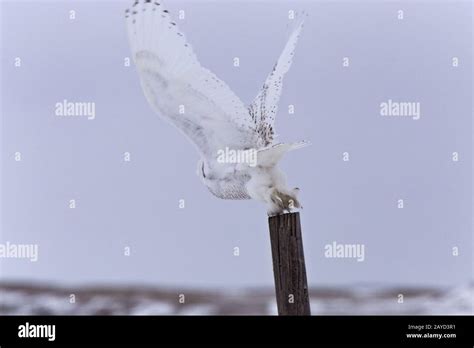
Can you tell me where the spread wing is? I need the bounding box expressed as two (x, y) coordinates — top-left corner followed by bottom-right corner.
(249, 13), (306, 147)
(126, 0), (258, 159)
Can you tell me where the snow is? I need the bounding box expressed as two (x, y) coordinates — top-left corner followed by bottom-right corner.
(0, 283), (471, 315)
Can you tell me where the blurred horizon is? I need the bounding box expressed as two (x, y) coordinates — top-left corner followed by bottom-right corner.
(1, 280), (472, 315)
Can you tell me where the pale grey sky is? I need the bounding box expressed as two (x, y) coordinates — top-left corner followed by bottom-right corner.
(0, 0), (472, 289)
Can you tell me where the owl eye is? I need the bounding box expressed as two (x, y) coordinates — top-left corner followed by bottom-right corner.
(201, 162), (206, 178)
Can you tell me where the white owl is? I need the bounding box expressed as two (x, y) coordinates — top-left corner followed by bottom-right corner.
(126, 0), (309, 216)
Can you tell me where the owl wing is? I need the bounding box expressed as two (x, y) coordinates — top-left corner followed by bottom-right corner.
(126, 0), (259, 160)
(249, 13), (306, 147)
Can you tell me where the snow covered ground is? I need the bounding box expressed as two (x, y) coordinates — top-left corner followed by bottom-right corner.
(0, 282), (471, 315)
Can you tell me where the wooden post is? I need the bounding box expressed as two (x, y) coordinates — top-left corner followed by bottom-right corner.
(268, 212), (311, 315)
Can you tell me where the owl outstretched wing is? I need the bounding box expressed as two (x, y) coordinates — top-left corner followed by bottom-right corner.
(126, 0), (259, 159)
(249, 13), (306, 147)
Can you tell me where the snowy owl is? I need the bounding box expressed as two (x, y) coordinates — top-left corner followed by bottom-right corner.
(126, 0), (309, 216)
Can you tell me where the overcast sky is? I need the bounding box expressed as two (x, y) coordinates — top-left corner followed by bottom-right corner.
(0, 0), (472, 289)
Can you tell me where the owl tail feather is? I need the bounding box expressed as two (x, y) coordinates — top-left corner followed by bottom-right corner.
(256, 141), (310, 168)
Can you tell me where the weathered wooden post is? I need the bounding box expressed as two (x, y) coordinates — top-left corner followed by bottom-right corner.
(268, 212), (311, 315)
